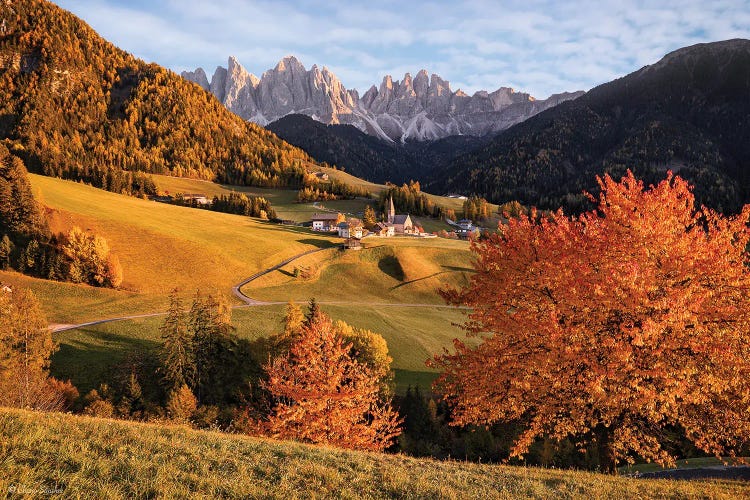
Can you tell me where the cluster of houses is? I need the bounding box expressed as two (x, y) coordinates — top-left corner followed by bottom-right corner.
(310, 197), (421, 245)
(152, 192), (211, 206)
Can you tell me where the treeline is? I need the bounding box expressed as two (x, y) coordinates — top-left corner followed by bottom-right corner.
(461, 195), (489, 221)
(169, 192), (277, 219)
(378, 181), (444, 218)
(296, 178), (371, 202)
(0, 144), (121, 287)
(79, 297), (399, 452)
(209, 193), (276, 219)
(3, 227), (122, 287)
(0, 0), (316, 197)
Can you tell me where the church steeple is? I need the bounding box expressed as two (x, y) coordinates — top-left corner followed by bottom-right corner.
(388, 196), (395, 224)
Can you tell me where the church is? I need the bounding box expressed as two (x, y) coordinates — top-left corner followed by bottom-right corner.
(386, 197), (415, 234)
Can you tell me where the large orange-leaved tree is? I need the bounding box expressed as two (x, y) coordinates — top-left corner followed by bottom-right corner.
(258, 313), (401, 451)
(432, 171), (750, 472)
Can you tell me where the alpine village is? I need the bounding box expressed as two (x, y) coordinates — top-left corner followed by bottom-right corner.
(1, 1), (750, 498)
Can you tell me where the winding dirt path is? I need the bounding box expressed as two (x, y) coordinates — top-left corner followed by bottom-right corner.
(51, 247), (467, 333)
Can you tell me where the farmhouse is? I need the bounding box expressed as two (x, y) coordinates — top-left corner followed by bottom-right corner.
(312, 171), (329, 181)
(373, 222), (395, 237)
(456, 219), (475, 231)
(338, 219), (364, 239)
(182, 193), (211, 205)
(311, 213), (342, 231)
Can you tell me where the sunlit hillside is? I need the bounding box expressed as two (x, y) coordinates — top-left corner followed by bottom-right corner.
(4, 409), (747, 499)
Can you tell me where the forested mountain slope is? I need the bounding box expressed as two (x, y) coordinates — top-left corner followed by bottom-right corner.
(267, 114), (488, 185)
(429, 40), (750, 213)
(0, 0), (318, 192)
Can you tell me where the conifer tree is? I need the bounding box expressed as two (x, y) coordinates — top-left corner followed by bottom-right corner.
(362, 205), (377, 229)
(159, 290), (194, 394)
(304, 298), (322, 326)
(0, 287), (72, 410)
(166, 383), (198, 423)
(0, 235), (13, 269)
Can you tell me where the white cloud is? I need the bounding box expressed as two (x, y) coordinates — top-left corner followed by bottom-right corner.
(55, 0), (750, 98)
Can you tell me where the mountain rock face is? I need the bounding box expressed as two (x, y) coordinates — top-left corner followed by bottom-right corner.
(428, 39), (750, 214)
(182, 56), (583, 142)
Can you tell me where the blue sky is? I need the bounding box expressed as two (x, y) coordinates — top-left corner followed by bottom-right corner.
(55, 0), (749, 98)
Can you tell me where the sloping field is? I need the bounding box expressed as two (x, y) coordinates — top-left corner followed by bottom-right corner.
(2, 408), (746, 499)
(27, 175), (337, 318)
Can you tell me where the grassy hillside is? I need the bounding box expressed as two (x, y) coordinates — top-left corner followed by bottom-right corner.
(27, 174), (337, 311)
(12, 175), (478, 393)
(152, 168), (504, 232)
(50, 304), (468, 396)
(151, 173), (376, 223)
(3, 408), (747, 499)
(242, 240), (473, 305)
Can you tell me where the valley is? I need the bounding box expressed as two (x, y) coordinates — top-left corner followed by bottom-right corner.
(0, 174), (477, 397)
(1, 0), (749, 495)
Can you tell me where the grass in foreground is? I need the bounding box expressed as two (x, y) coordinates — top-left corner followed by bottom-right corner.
(2, 408), (747, 499)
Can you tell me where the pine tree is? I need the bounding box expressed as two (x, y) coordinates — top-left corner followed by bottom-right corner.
(190, 291), (237, 404)
(0, 235), (13, 269)
(304, 298), (322, 326)
(159, 290), (194, 394)
(362, 205), (377, 229)
(166, 383), (198, 423)
(0, 287), (69, 410)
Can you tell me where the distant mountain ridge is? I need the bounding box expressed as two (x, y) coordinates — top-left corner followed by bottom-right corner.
(182, 56), (583, 142)
(267, 114), (489, 184)
(428, 39), (750, 214)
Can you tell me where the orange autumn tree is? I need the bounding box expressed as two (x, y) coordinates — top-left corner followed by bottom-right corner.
(259, 312), (401, 451)
(433, 171), (750, 472)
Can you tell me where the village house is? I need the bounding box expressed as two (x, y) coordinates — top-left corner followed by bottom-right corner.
(311, 212), (342, 231)
(312, 171), (329, 181)
(0, 283), (12, 293)
(337, 219), (364, 239)
(181, 193), (211, 205)
(456, 219), (475, 231)
(373, 222), (395, 237)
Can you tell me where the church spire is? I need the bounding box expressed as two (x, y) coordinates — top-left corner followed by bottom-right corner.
(388, 196), (395, 224)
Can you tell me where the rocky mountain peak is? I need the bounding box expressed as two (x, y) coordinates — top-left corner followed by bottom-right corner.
(181, 67), (209, 91)
(275, 55), (305, 73)
(182, 55), (584, 141)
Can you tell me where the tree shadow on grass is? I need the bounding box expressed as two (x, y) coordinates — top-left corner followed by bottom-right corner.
(378, 255), (405, 281)
(51, 329), (160, 397)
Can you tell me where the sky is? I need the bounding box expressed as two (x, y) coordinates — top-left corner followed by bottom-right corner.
(55, 0), (750, 98)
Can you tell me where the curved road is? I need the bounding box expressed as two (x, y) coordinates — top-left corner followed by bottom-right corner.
(52, 246), (467, 333)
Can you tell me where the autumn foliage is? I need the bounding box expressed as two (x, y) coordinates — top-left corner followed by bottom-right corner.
(433, 171), (750, 471)
(258, 313), (401, 451)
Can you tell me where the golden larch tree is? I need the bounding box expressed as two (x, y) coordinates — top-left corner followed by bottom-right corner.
(260, 313), (401, 451)
(433, 171), (750, 472)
